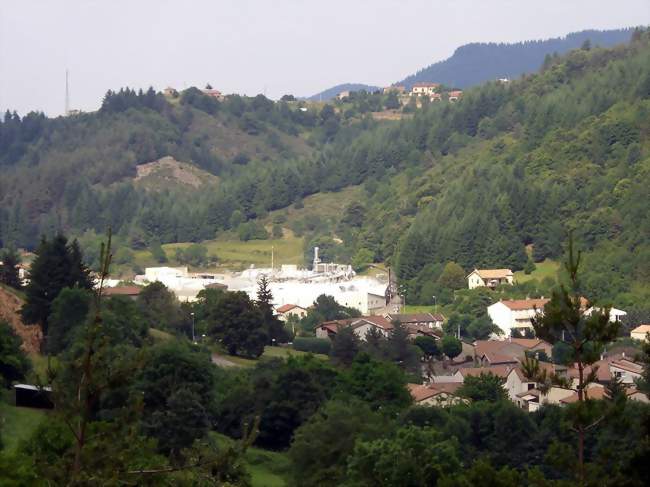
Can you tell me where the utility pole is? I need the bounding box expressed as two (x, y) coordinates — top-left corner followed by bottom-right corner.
(65, 69), (70, 116)
(191, 312), (195, 343)
(271, 245), (274, 271)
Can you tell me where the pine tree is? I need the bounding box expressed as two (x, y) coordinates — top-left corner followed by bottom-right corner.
(330, 327), (360, 367)
(21, 235), (93, 344)
(0, 248), (22, 289)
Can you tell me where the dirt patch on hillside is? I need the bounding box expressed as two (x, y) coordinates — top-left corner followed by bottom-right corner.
(135, 156), (218, 189)
(0, 286), (42, 353)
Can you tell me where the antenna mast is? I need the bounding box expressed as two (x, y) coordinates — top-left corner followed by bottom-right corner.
(65, 69), (70, 116)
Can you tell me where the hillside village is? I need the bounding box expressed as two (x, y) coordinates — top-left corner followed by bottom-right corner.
(1, 21), (650, 486)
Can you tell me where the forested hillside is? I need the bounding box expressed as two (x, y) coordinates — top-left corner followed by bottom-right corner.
(2, 31), (650, 309)
(307, 83), (381, 102)
(289, 31), (650, 307)
(400, 28), (636, 89)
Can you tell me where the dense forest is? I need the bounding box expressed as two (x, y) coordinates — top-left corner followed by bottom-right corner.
(1, 30), (650, 311)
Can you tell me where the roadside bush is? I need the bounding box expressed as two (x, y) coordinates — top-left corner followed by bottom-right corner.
(293, 337), (331, 355)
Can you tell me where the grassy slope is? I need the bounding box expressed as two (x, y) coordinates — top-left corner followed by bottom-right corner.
(0, 391), (47, 452)
(127, 187), (363, 276)
(214, 346), (328, 368)
(211, 432), (290, 487)
(514, 259), (560, 284)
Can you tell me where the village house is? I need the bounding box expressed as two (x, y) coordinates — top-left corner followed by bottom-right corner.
(336, 90), (350, 100)
(448, 90), (463, 102)
(385, 312), (444, 329)
(163, 86), (178, 97)
(584, 306), (627, 323)
(410, 82), (440, 97)
(316, 315), (393, 341)
(201, 88), (224, 100)
(103, 285), (142, 301)
(630, 324), (650, 341)
(466, 268), (514, 289)
(407, 382), (467, 407)
(275, 303), (308, 321)
(487, 298), (549, 336)
(474, 338), (553, 367)
(383, 85), (406, 94)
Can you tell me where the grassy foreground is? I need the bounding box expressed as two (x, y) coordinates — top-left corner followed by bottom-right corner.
(211, 432), (290, 487)
(0, 391), (47, 452)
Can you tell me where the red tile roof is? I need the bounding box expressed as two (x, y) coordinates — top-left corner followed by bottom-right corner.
(277, 304), (304, 313)
(458, 365), (512, 379)
(499, 299), (549, 311)
(407, 382), (463, 402)
(104, 286), (141, 296)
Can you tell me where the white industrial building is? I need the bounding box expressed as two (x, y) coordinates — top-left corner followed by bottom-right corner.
(133, 248), (388, 313)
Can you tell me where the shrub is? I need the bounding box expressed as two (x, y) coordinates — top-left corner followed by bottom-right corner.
(292, 337), (331, 355)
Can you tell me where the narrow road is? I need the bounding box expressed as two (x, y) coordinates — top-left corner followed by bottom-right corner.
(211, 353), (239, 368)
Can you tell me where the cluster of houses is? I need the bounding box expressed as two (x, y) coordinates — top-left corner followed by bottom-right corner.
(335, 83), (463, 106)
(409, 338), (648, 410)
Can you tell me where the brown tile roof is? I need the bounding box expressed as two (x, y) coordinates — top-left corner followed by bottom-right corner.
(609, 359), (643, 375)
(412, 82), (440, 88)
(560, 386), (607, 404)
(352, 316), (393, 330)
(277, 304), (304, 313)
(407, 382), (463, 402)
(104, 286), (141, 296)
(567, 360), (612, 382)
(458, 366), (512, 379)
(387, 313), (442, 324)
(500, 298), (549, 311)
(473, 268), (513, 279)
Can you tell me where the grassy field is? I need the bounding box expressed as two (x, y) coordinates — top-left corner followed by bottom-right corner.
(211, 432), (290, 487)
(514, 259), (560, 284)
(213, 346), (328, 368)
(132, 234), (304, 273)
(265, 186), (363, 225)
(0, 391), (47, 452)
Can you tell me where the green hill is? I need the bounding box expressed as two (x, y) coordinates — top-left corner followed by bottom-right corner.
(2, 31), (650, 309)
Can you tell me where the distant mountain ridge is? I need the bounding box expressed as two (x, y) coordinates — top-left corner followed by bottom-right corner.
(306, 83), (381, 102)
(308, 27), (638, 99)
(398, 28), (637, 89)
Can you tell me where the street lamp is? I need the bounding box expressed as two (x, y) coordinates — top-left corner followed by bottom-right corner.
(190, 312), (195, 343)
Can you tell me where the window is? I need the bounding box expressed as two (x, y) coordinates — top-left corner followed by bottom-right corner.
(527, 383), (535, 390)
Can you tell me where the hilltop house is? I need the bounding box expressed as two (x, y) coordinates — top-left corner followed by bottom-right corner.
(410, 82), (440, 97)
(276, 303), (308, 321)
(448, 90), (463, 101)
(383, 85), (406, 94)
(201, 88), (224, 100)
(487, 298), (549, 336)
(631, 324), (650, 341)
(467, 268), (514, 289)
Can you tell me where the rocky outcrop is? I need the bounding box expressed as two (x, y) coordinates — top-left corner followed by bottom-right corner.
(0, 286), (41, 353)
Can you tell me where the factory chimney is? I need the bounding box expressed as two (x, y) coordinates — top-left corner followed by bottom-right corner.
(313, 246), (321, 270)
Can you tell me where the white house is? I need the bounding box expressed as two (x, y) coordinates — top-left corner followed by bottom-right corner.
(410, 82), (440, 97)
(275, 304), (308, 321)
(584, 306), (627, 323)
(487, 298), (549, 336)
(631, 324), (650, 342)
(467, 268), (514, 289)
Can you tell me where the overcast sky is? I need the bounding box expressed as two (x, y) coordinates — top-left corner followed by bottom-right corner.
(1, 0), (648, 116)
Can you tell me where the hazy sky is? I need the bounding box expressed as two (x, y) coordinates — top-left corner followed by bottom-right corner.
(1, 0), (648, 116)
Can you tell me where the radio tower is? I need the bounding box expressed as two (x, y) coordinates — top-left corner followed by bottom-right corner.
(65, 69), (70, 116)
